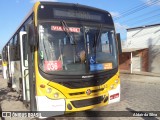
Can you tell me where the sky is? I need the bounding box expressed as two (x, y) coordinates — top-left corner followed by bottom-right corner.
(0, 0), (160, 52)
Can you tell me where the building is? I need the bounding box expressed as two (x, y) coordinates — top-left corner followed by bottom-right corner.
(120, 24), (160, 73)
(0, 53), (1, 65)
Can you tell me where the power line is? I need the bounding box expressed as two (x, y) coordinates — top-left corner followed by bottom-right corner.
(123, 12), (160, 28)
(114, 14), (160, 34)
(144, 19), (160, 25)
(119, 8), (160, 24)
(130, 19), (160, 28)
(127, 13), (160, 25)
(114, 0), (160, 20)
(114, 2), (149, 18)
(114, 0), (160, 19)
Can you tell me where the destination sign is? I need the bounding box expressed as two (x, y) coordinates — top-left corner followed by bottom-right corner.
(53, 9), (103, 21)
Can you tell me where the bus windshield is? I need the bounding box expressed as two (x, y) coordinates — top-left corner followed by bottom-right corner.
(38, 22), (118, 75)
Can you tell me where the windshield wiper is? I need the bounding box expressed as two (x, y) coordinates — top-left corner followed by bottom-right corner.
(61, 20), (77, 63)
(93, 24), (102, 51)
(61, 20), (76, 45)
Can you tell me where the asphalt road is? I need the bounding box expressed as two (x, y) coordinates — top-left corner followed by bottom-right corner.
(0, 68), (160, 120)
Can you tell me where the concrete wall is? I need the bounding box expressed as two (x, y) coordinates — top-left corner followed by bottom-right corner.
(123, 24), (160, 73)
(126, 25), (160, 49)
(148, 45), (160, 73)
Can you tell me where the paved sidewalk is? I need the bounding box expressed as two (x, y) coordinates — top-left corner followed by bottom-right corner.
(120, 70), (160, 77)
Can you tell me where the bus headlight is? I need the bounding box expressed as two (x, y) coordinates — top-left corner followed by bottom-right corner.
(115, 80), (119, 84)
(54, 92), (59, 98)
(46, 88), (52, 93)
(110, 84), (114, 89)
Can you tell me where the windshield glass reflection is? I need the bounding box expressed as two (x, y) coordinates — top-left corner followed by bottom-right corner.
(38, 22), (117, 75)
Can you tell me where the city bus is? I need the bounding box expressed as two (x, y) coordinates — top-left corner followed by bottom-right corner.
(1, 1), (122, 117)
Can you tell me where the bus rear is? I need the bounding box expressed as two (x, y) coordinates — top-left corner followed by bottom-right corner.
(32, 2), (121, 117)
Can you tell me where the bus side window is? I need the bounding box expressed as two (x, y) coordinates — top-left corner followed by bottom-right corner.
(10, 38), (15, 61)
(14, 34), (20, 61)
(2, 48), (6, 61)
(5, 46), (8, 61)
(17, 33), (20, 61)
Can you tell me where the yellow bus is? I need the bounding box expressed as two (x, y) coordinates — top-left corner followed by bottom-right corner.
(2, 1), (122, 117)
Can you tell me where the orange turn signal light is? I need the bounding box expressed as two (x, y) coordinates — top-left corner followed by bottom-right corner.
(40, 84), (45, 88)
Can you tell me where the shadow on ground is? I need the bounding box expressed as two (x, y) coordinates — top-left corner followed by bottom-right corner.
(0, 88), (9, 102)
(0, 88), (10, 120)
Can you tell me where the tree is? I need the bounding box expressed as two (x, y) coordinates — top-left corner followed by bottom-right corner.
(0, 54), (1, 59)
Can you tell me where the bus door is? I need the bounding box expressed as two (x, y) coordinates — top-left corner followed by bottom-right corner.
(19, 31), (30, 103)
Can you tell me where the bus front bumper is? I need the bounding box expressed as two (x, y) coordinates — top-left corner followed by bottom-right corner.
(35, 84), (120, 118)
(36, 96), (65, 117)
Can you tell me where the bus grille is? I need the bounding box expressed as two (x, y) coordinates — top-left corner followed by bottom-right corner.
(71, 96), (104, 108)
(69, 88), (104, 96)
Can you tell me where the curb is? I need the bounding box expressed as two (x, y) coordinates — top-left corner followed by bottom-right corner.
(120, 72), (160, 77)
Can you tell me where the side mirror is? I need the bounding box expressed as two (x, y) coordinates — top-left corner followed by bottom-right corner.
(116, 33), (122, 54)
(27, 24), (37, 47)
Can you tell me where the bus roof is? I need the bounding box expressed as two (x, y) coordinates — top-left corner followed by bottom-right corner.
(3, 1), (112, 48)
(40, 1), (110, 14)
